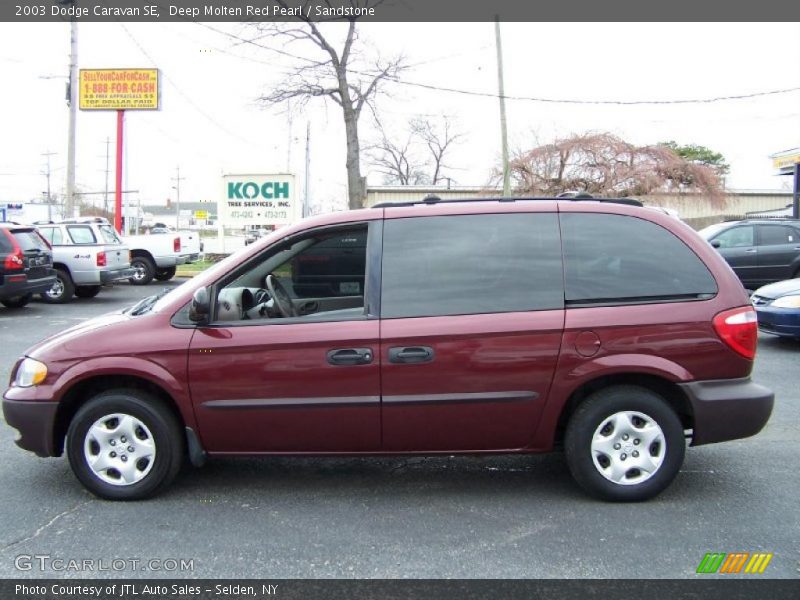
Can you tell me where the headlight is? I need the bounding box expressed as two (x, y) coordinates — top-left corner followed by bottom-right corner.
(15, 358), (48, 387)
(771, 295), (800, 309)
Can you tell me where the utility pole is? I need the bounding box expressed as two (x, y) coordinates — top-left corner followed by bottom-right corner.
(65, 6), (78, 217)
(172, 166), (185, 230)
(303, 122), (310, 218)
(494, 16), (511, 196)
(103, 137), (110, 215)
(41, 151), (56, 221)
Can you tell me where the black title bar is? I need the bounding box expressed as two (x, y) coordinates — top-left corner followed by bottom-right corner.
(4, 0), (800, 22)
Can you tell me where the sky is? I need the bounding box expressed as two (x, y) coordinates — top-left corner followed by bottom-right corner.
(0, 21), (798, 214)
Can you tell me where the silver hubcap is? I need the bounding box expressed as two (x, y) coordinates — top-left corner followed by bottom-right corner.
(591, 411), (665, 486)
(83, 413), (156, 486)
(47, 278), (64, 299)
(132, 263), (146, 281)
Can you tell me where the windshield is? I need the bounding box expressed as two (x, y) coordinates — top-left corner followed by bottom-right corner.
(99, 224), (122, 244)
(697, 223), (729, 240)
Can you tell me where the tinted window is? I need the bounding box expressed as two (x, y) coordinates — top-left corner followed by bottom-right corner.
(562, 213), (717, 303)
(0, 231), (12, 253)
(713, 225), (754, 248)
(381, 213), (563, 319)
(758, 225), (796, 246)
(11, 229), (49, 252)
(67, 226), (97, 244)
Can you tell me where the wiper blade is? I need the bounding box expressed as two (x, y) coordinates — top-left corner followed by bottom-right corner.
(129, 288), (171, 316)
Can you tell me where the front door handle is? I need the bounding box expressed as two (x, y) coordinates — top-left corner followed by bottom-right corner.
(388, 346), (435, 364)
(744, 248), (757, 253)
(327, 348), (373, 366)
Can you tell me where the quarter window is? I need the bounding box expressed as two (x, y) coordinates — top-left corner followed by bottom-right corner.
(561, 213), (717, 304)
(381, 213), (564, 319)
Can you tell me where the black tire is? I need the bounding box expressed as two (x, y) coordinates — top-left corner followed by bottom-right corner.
(40, 268), (75, 304)
(564, 385), (685, 502)
(74, 285), (102, 299)
(66, 390), (183, 500)
(1, 293), (32, 308)
(154, 266), (176, 281)
(129, 256), (155, 286)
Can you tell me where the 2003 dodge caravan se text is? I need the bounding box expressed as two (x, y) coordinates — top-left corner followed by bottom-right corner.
(3, 197), (774, 501)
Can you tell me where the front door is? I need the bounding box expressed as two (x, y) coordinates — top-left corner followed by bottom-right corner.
(378, 210), (565, 451)
(187, 221), (381, 453)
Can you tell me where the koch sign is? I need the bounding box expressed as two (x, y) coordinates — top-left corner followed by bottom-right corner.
(219, 174), (299, 228)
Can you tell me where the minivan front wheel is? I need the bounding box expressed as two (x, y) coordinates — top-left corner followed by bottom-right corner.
(66, 390), (183, 500)
(565, 386), (685, 502)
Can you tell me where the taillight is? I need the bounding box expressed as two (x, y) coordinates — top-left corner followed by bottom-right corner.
(173, 237), (181, 252)
(713, 306), (758, 360)
(96, 251), (107, 267)
(4, 250), (24, 270)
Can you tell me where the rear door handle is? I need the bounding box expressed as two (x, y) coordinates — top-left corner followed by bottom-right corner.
(327, 348), (373, 366)
(388, 346), (435, 364)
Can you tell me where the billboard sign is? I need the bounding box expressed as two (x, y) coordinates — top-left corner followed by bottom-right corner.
(771, 148), (800, 175)
(79, 69), (160, 111)
(219, 174), (299, 228)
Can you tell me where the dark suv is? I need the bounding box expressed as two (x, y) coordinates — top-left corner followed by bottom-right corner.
(700, 218), (800, 289)
(0, 223), (55, 308)
(2, 198), (774, 501)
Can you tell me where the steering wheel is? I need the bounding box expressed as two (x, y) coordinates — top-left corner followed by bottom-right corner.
(265, 274), (298, 318)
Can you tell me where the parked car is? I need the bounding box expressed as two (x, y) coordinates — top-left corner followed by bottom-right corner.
(35, 218), (134, 303)
(244, 228), (271, 246)
(751, 278), (800, 338)
(0, 223), (56, 308)
(699, 218), (800, 289)
(4, 197), (773, 501)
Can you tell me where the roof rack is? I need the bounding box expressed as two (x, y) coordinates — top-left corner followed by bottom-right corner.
(372, 195), (643, 209)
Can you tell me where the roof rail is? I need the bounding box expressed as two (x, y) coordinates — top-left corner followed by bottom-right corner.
(372, 195), (643, 209)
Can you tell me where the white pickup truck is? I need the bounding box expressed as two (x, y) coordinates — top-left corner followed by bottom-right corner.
(124, 229), (203, 285)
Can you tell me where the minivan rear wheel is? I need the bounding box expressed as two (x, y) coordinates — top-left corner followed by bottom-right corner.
(565, 385), (685, 502)
(66, 390), (183, 500)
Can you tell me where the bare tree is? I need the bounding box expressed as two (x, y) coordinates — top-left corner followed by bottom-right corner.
(253, 3), (404, 209)
(367, 116), (464, 186)
(508, 132), (725, 204)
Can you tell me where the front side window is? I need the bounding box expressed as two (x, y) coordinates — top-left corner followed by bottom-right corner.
(67, 226), (97, 245)
(561, 213), (717, 304)
(381, 213), (564, 319)
(214, 224), (368, 323)
(713, 225), (754, 248)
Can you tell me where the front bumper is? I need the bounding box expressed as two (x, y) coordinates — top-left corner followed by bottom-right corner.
(2, 396), (59, 457)
(679, 378), (774, 446)
(755, 306), (800, 338)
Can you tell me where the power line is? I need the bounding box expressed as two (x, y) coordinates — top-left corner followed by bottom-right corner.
(118, 23), (270, 151)
(194, 22), (800, 107)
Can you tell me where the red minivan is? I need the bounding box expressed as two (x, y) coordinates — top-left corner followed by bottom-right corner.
(2, 198), (774, 501)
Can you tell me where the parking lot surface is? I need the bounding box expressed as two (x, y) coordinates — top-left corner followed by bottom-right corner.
(0, 282), (798, 578)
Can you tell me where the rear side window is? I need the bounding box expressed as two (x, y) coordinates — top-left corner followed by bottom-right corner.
(758, 225), (796, 246)
(381, 213), (563, 318)
(67, 226), (97, 245)
(561, 213), (717, 304)
(11, 229), (49, 252)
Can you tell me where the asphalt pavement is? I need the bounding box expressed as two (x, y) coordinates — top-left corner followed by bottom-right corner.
(0, 283), (797, 579)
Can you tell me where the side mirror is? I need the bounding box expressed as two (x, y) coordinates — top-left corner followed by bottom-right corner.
(710, 240), (721, 248)
(189, 287), (210, 323)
